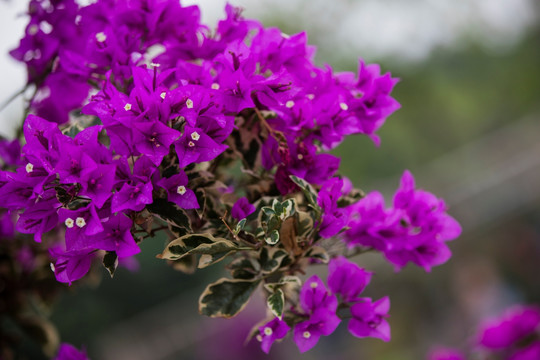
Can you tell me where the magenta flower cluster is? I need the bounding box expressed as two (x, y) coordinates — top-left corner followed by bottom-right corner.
(0, 0), (463, 356)
(344, 170), (461, 272)
(257, 256), (389, 353)
(429, 305), (540, 360)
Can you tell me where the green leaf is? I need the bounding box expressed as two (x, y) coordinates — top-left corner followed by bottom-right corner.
(263, 275), (302, 293)
(280, 275), (302, 287)
(337, 188), (365, 207)
(261, 206), (276, 218)
(280, 198), (296, 218)
(267, 216), (280, 232)
(103, 251), (118, 278)
(199, 278), (261, 318)
(228, 258), (260, 280)
(289, 175), (320, 210)
(147, 198), (192, 231)
(272, 199), (283, 216)
(265, 229), (280, 245)
(158, 234), (239, 268)
(198, 241), (241, 268)
(296, 211), (314, 237)
(172, 254), (197, 274)
(234, 218), (247, 234)
(267, 288), (285, 319)
(62, 123), (84, 138)
(259, 247), (288, 274)
(305, 246), (329, 263)
(255, 226), (265, 239)
(170, 225), (189, 238)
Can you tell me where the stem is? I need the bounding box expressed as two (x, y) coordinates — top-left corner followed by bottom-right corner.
(0, 85), (29, 113)
(254, 107), (285, 141)
(220, 210), (240, 242)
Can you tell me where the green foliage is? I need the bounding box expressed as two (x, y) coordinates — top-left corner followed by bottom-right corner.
(102, 251), (118, 278)
(266, 288), (285, 319)
(199, 278), (261, 318)
(158, 234), (239, 269)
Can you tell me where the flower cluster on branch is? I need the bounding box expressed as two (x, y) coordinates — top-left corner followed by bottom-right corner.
(0, 0), (462, 355)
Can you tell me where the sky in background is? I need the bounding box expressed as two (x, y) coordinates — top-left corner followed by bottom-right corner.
(0, 0), (537, 137)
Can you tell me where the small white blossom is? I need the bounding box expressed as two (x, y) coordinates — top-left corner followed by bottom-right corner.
(191, 131), (200, 141)
(65, 218), (75, 228)
(95, 32), (107, 42)
(75, 217), (86, 228)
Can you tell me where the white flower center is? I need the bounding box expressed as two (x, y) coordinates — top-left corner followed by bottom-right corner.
(160, 92), (166, 99)
(25, 163), (34, 173)
(340, 102), (349, 111)
(65, 218), (75, 228)
(256, 334), (263, 342)
(263, 327), (273, 336)
(188, 141), (195, 147)
(297, 154), (303, 160)
(75, 217), (86, 228)
(211, 83), (220, 90)
(95, 32), (107, 42)
(191, 131), (200, 141)
(150, 62), (160, 67)
(124, 103), (132, 111)
(285, 100), (295, 108)
(307, 94), (315, 100)
(186, 98), (194, 109)
(303, 331), (311, 339)
(28, 25), (39, 36)
(310, 282), (318, 289)
(177, 186), (186, 195)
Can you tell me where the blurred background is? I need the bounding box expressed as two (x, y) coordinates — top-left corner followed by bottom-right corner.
(1, 0), (539, 359)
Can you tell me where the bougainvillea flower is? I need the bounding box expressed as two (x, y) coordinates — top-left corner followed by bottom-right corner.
(293, 308), (341, 353)
(258, 317), (290, 354)
(157, 172), (199, 209)
(476, 305), (540, 350)
(348, 297), (391, 341)
(327, 256), (372, 303)
(54, 343), (89, 360)
(49, 247), (95, 285)
(87, 214), (140, 258)
(231, 197), (255, 220)
(427, 347), (466, 360)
